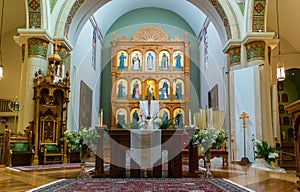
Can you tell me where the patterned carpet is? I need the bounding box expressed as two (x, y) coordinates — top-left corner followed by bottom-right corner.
(9, 162), (96, 171)
(27, 178), (254, 192)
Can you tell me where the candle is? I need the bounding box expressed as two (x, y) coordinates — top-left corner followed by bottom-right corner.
(100, 108), (103, 126)
(208, 107), (213, 129)
(189, 109), (192, 126)
(193, 114), (196, 127)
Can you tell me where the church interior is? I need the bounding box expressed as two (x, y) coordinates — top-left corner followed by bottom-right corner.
(0, 0), (300, 191)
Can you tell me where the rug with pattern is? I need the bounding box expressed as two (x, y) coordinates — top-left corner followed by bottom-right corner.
(27, 178), (254, 192)
(9, 162), (96, 171)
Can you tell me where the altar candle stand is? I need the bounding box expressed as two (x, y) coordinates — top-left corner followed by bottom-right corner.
(239, 112), (251, 166)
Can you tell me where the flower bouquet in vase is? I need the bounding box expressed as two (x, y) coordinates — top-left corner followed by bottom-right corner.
(61, 127), (100, 179)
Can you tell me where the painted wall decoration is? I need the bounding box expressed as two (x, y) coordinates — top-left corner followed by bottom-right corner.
(281, 93), (288, 102)
(173, 51), (184, 71)
(131, 51), (142, 71)
(173, 108), (184, 128)
(144, 79), (156, 100)
(130, 108), (140, 123)
(173, 79), (184, 100)
(92, 27), (97, 71)
(159, 51), (170, 71)
(203, 27), (208, 70)
(245, 41), (265, 61)
(159, 79), (170, 100)
(116, 108), (127, 128)
(79, 81), (92, 129)
(28, 0), (41, 28)
(117, 51), (128, 71)
(252, 0), (266, 32)
(145, 50), (156, 72)
(130, 79), (142, 100)
(28, 38), (48, 58)
(116, 79), (128, 100)
(159, 108), (170, 124)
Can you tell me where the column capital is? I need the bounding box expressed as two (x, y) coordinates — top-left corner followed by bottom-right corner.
(242, 32), (275, 45)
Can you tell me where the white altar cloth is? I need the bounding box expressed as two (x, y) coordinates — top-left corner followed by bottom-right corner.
(130, 129), (161, 169)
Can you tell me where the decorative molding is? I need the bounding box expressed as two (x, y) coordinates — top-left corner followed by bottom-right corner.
(133, 26), (169, 41)
(64, 0), (86, 37)
(245, 41), (265, 61)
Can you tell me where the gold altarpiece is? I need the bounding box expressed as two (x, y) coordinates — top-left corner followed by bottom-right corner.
(110, 26), (191, 128)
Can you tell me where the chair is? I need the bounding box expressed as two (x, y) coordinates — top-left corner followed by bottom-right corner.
(40, 143), (63, 165)
(7, 131), (34, 167)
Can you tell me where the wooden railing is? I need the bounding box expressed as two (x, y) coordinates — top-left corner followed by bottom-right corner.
(0, 99), (11, 112)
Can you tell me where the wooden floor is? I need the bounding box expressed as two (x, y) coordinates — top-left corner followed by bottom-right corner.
(0, 159), (298, 192)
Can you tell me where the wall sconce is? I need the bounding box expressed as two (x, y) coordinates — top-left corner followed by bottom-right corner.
(276, 0), (285, 81)
(0, 0), (4, 79)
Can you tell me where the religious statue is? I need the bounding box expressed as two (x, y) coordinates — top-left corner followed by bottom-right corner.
(118, 52), (127, 70)
(117, 110), (125, 128)
(148, 84), (155, 100)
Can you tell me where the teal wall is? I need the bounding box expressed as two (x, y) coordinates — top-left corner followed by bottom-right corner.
(100, 8), (201, 128)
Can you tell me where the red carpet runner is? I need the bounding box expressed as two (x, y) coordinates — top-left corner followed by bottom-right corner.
(28, 178), (253, 192)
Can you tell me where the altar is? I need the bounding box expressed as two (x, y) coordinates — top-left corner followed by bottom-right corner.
(108, 129), (184, 178)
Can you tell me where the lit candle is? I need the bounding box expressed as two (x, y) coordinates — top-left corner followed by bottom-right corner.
(193, 114), (196, 127)
(100, 108), (103, 126)
(208, 107), (213, 130)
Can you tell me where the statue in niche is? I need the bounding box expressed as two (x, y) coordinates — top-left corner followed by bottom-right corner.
(175, 110), (183, 128)
(162, 110), (169, 124)
(145, 51), (155, 72)
(117, 110), (125, 128)
(175, 81), (183, 99)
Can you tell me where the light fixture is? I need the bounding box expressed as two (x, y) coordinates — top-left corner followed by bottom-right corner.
(0, 0), (4, 79)
(276, 0), (285, 81)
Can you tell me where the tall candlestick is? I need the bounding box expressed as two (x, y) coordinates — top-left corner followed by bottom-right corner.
(208, 107), (213, 129)
(193, 114), (196, 127)
(100, 108), (103, 126)
(189, 109), (192, 126)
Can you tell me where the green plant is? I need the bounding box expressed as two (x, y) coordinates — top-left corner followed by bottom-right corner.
(255, 141), (279, 163)
(158, 117), (174, 129)
(61, 127), (100, 151)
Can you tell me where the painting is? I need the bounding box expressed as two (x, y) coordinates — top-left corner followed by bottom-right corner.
(173, 51), (184, 71)
(208, 84), (218, 110)
(130, 108), (140, 123)
(159, 108), (170, 124)
(144, 50), (156, 72)
(117, 51), (128, 71)
(159, 51), (170, 71)
(173, 79), (184, 100)
(131, 51), (142, 71)
(116, 108), (127, 128)
(130, 79), (141, 100)
(144, 79), (156, 100)
(116, 79), (127, 100)
(79, 81), (92, 130)
(159, 79), (170, 100)
(173, 108), (184, 128)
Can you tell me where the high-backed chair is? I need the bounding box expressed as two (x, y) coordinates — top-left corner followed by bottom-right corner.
(38, 111), (63, 165)
(7, 130), (34, 166)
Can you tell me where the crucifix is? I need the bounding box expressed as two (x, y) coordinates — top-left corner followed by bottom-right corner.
(239, 111), (251, 166)
(146, 84), (152, 120)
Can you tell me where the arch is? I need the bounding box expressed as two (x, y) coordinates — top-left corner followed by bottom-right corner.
(49, 0), (244, 45)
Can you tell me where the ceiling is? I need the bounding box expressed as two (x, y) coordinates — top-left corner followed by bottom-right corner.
(0, 0), (299, 63)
